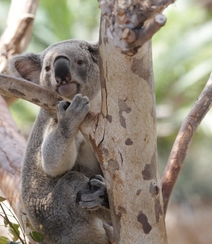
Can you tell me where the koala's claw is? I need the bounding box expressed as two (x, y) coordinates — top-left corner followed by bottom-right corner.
(57, 101), (71, 111)
(69, 94), (89, 113)
(89, 174), (105, 190)
(77, 175), (109, 210)
(56, 95), (90, 133)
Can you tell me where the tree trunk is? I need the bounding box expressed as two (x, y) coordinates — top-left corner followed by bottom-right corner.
(89, 16), (168, 243)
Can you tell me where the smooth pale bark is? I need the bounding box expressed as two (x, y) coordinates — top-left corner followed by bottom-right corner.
(0, 0), (38, 202)
(0, 1), (38, 241)
(0, 96), (26, 217)
(0, 0), (38, 71)
(0, 74), (63, 112)
(89, 17), (168, 243)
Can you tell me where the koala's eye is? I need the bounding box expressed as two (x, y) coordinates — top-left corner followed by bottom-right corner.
(45, 66), (50, 72)
(77, 60), (84, 66)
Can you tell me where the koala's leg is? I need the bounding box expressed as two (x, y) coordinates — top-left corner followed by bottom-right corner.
(40, 171), (111, 244)
(77, 174), (114, 243)
(41, 94), (89, 176)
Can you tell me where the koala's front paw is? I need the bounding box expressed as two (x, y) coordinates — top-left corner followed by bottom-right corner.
(57, 94), (90, 135)
(77, 175), (109, 210)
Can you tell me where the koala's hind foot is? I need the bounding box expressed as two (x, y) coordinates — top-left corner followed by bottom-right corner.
(77, 175), (109, 210)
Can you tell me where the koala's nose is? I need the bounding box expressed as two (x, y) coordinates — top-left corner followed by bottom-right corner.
(54, 57), (71, 84)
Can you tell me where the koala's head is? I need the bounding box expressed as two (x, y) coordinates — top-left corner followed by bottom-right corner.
(9, 40), (100, 101)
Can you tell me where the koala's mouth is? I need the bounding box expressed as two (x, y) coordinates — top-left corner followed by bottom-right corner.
(57, 81), (79, 99)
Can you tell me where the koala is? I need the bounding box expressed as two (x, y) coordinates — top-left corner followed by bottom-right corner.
(8, 40), (113, 244)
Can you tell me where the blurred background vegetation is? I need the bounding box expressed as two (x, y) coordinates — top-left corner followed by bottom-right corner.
(0, 0), (212, 207)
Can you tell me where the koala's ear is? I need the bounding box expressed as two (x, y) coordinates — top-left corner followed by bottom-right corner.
(9, 53), (41, 84)
(87, 43), (99, 64)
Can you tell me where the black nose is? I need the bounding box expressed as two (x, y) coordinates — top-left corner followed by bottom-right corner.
(54, 57), (71, 84)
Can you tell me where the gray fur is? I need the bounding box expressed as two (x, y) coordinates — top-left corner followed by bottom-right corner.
(8, 40), (112, 244)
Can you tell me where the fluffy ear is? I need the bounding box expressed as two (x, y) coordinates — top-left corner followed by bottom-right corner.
(80, 42), (99, 64)
(8, 53), (42, 84)
(87, 43), (99, 64)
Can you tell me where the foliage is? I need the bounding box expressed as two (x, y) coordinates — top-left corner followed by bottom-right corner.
(0, 197), (44, 244)
(29, 0), (100, 52)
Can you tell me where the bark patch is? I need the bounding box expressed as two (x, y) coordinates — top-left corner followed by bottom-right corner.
(131, 57), (151, 82)
(125, 138), (133, 145)
(8, 88), (25, 97)
(154, 198), (162, 223)
(106, 114), (112, 123)
(137, 211), (152, 234)
(149, 181), (159, 197)
(131, 57), (143, 78)
(142, 151), (157, 180)
(108, 158), (119, 173)
(32, 98), (41, 104)
(118, 99), (131, 129)
(102, 147), (109, 157)
(103, 35), (108, 45)
(118, 205), (127, 214)
(136, 189), (141, 196)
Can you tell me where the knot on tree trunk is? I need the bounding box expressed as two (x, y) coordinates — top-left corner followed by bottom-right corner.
(98, 0), (172, 55)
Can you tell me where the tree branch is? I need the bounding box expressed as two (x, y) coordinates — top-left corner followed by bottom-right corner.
(0, 1), (38, 241)
(0, 0), (38, 71)
(0, 74), (65, 112)
(162, 72), (212, 214)
(0, 0), (39, 105)
(0, 96), (26, 217)
(121, 14), (166, 54)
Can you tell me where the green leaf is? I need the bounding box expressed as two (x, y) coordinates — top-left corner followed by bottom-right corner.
(25, 217), (34, 230)
(29, 231), (44, 242)
(8, 223), (20, 242)
(3, 219), (9, 228)
(0, 236), (21, 244)
(0, 236), (9, 244)
(0, 196), (6, 202)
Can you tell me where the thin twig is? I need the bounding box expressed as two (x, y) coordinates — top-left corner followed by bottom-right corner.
(162, 73), (212, 214)
(0, 202), (25, 244)
(1, 201), (27, 243)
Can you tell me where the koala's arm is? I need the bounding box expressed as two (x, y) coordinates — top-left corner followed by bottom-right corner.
(41, 129), (78, 177)
(42, 94), (89, 177)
